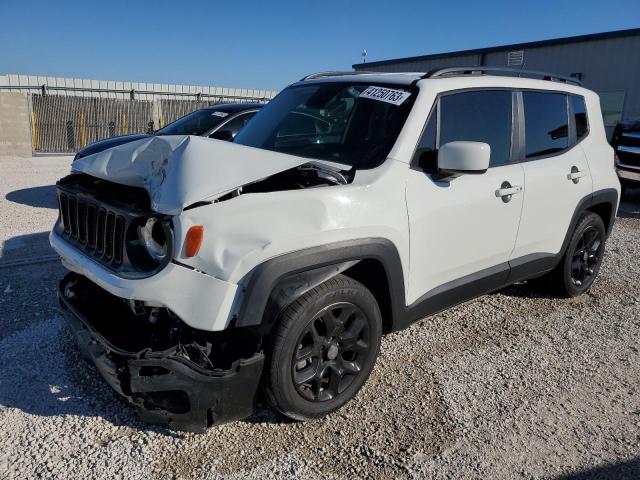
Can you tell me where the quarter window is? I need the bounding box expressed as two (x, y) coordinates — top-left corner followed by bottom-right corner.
(523, 92), (569, 158)
(415, 106), (437, 171)
(571, 95), (588, 141)
(439, 90), (512, 167)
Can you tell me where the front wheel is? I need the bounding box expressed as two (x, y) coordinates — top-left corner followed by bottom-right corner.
(265, 274), (382, 421)
(549, 211), (606, 297)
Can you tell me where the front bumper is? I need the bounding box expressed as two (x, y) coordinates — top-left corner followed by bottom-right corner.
(59, 273), (264, 432)
(50, 229), (239, 331)
(617, 166), (640, 184)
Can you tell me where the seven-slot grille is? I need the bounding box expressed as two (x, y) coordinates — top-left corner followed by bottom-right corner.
(58, 190), (126, 266)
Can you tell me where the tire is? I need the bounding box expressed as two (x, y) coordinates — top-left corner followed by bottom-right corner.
(548, 211), (606, 297)
(265, 274), (382, 421)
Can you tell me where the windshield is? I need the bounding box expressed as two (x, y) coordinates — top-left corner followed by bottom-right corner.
(156, 109), (229, 136)
(233, 82), (415, 169)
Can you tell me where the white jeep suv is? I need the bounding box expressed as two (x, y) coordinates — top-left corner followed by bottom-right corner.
(52, 68), (620, 431)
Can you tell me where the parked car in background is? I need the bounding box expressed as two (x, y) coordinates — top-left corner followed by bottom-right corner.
(612, 118), (640, 196)
(73, 103), (263, 160)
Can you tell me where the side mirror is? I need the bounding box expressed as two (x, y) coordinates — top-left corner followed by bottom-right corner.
(438, 141), (490, 175)
(210, 129), (235, 141)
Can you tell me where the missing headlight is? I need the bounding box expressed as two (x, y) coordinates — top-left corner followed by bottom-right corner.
(138, 217), (168, 261)
(126, 216), (173, 272)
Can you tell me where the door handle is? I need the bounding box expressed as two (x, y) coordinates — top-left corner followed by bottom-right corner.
(495, 181), (523, 203)
(567, 166), (587, 183)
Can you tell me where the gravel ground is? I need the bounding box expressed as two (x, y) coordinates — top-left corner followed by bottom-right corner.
(1, 156), (639, 479)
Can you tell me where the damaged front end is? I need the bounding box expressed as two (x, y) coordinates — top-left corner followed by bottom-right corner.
(58, 273), (264, 432)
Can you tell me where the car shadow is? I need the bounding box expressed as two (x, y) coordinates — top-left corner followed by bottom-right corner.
(0, 231), (57, 267)
(497, 279), (555, 300)
(554, 458), (640, 479)
(5, 185), (58, 209)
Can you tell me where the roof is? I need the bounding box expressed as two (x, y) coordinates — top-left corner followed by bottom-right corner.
(204, 102), (264, 112)
(352, 27), (640, 69)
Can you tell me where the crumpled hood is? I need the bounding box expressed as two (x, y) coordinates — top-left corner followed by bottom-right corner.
(71, 135), (311, 215)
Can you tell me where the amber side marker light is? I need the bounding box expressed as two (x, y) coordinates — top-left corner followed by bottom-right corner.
(185, 226), (204, 257)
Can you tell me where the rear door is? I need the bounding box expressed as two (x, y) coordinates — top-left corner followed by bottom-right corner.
(510, 91), (593, 262)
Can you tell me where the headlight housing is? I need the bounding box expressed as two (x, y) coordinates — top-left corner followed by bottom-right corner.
(138, 217), (168, 262)
(126, 216), (173, 272)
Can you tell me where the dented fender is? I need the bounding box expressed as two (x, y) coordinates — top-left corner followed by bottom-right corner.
(170, 160), (413, 330)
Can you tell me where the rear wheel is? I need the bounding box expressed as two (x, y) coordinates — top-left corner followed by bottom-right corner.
(549, 211), (606, 297)
(265, 275), (382, 421)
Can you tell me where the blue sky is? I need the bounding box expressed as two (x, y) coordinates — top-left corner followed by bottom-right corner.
(1, 0), (638, 91)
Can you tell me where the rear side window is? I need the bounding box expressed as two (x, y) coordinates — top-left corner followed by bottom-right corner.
(439, 90), (512, 167)
(572, 95), (588, 140)
(523, 92), (569, 158)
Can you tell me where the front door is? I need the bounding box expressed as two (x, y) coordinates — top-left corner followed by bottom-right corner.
(406, 89), (524, 305)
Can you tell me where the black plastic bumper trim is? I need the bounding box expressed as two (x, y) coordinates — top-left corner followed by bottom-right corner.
(58, 276), (264, 432)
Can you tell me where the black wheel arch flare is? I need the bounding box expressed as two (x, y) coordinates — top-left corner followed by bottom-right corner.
(235, 238), (407, 331)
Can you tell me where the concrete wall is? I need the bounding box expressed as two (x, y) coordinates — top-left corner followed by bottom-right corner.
(0, 92), (32, 157)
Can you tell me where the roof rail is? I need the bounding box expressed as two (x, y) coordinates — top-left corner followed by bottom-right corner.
(422, 67), (583, 86)
(300, 71), (377, 81)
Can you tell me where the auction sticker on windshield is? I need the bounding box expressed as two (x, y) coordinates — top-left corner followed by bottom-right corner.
(359, 86), (411, 105)
(211, 111), (229, 117)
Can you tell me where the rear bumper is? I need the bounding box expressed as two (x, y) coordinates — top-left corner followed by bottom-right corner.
(58, 273), (264, 432)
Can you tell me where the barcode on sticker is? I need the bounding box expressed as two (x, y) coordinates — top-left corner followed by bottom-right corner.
(359, 86), (411, 105)
(211, 111), (229, 117)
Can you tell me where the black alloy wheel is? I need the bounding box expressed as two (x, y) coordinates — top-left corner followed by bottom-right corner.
(549, 211), (606, 297)
(265, 275), (382, 421)
(292, 302), (370, 402)
(569, 225), (603, 287)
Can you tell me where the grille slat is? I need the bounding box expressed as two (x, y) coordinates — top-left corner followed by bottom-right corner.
(105, 212), (115, 260)
(96, 208), (106, 254)
(87, 204), (97, 248)
(68, 197), (78, 238)
(57, 191), (128, 268)
(78, 201), (87, 244)
(114, 217), (125, 265)
(60, 193), (70, 233)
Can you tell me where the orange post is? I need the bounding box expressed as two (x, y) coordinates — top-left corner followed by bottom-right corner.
(31, 112), (40, 151)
